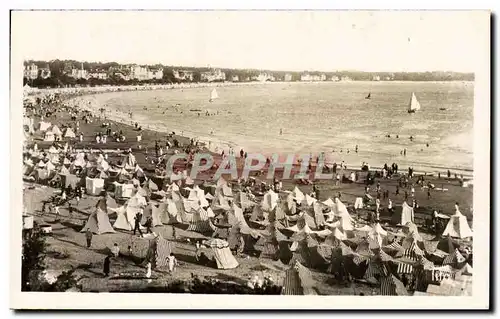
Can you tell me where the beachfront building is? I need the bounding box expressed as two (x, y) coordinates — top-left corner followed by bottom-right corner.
(284, 73), (293, 82)
(331, 75), (340, 81)
(252, 72), (275, 82)
(173, 70), (194, 82)
(148, 68), (164, 80)
(201, 69), (226, 82)
(129, 65), (150, 81)
(231, 75), (239, 82)
(39, 66), (51, 79)
(70, 63), (89, 79)
(24, 63), (39, 80)
(340, 76), (352, 82)
(300, 73), (326, 82)
(88, 70), (108, 80)
(372, 75), (381, 81)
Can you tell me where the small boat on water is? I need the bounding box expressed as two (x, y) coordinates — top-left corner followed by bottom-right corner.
(365, 92), (371, 99)
(439, 108), (447, 111)
(209, 88), (219, 102)
(407, 92), (421, 113)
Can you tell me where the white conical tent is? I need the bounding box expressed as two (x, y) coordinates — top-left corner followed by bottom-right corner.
(302, 194), (317, 207)
(81, 209), (116, 234)
(39, 121), (51, 132)
(322, 198), (335, 208)
(292, 186), (305, 203)
(400, 202), (415, 225)
(442, 210), (473, 239)
(142, 203), (164, 227)
(261, 190), (279, 211)
(161, 198), (182, 224)
(51, 125), (62, 137)
(64, 128), (76, 138)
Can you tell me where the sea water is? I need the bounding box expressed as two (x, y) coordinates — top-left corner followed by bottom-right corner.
(91, 81), (474, 175)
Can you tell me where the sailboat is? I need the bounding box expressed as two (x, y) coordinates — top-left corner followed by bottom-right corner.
(209, 88), (219, 102)
(365, 92), (371, 99)
(407, 92), (421, 113)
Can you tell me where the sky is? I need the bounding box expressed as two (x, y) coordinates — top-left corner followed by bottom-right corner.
(11, 10), (488, 72)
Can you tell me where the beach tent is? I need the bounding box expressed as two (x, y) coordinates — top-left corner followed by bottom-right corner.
(379, 275), (409, 296)
(354, 197), (364, 209)
(162, 198), (183, 224)
(321, 198), (335, 208)
(143, 235), (174, 269)
(442, 210), (473, 239)
(39, 121), (51, 132)
(186, 208), (217, 233)
(114, 182), (135, 198)
(202, 238), (239, 269)
(85, 177), (105, 196)
(80, 208), (116, 235)
(44, 131), (55, 142)
(51, 125), (62, 137)
(64, 128), (76, 138)
(110, 205), (133, 231)
(313, 202), (326, 227)
(281, 261), (317, 295)
(292, 187), (305, 203)
(261, 190), (279, 211)
(122, 153), (137, 168)
(392, 202), (414, 225)
(142, 203), (164, 227)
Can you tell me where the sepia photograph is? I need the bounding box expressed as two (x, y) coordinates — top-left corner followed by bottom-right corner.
(9, 9), (491, 310)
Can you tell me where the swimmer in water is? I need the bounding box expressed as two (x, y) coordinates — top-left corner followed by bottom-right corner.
(280, 128), (283, 135)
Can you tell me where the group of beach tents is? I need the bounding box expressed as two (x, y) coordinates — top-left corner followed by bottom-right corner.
(22, 139), (473, 292)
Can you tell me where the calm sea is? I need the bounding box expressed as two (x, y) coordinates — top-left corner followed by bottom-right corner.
(92, 81), (474, 175)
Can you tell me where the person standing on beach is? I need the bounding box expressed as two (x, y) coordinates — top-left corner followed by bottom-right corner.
(403, 149), (407, 156)
(85, 228), (93, 248)
(133, 212), (143, 237)
(427, 187), (431, 199)
(167, 253), (178, 274)
(103, 255), (111, 277)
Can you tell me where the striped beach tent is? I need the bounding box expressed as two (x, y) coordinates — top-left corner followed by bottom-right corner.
(395, 242), (422, 274)
(186, 208), (217, 233)
(144, 235), (174, 269)
(281, 261), (317, 295)
(203, 238), (239, 269)
(442, 248), (467, 268)
(379, 275), (409, 296)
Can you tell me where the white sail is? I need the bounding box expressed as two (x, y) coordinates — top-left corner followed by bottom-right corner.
(408, 92), (421, 112)
(210, 88), (219, 101)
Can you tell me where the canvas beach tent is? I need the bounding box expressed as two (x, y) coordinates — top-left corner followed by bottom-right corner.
(44, 131), (55, 142)
(114, 182), (135, 198)
(141, 203), (164, 227)
(442, 210), (473, 239)
(143, 235), (174, 269)
(186, 208), (217, 233)
(163, 198), (183, 224)
(392, 202), (414, 225)
(85, 177), (105, 196)
(51, 125), (63, 138)
(202, 238), (239, 269)
(39, 121), (51, 132)
(281, 261), (317, 295)
(64, 128), (76, 138)
(81, 208), (116, 235)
